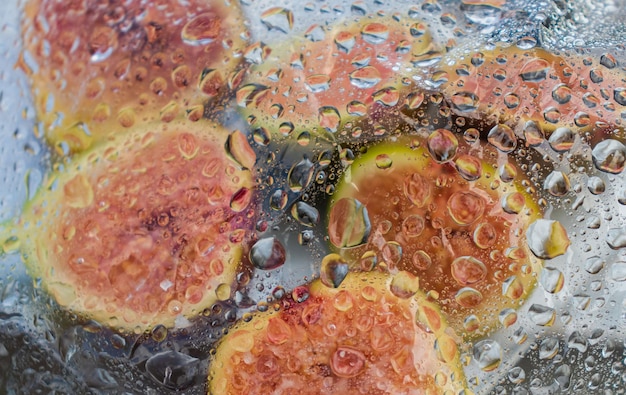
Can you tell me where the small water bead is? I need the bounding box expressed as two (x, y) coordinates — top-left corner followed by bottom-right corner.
(551, 84), (572, 104)
(389, 271), (420, 299)
(372, 86), (399, 106)
(182, 13), (221, 45)
(488, 124), (516, 153)
(404, 173), (431, 207)
(402, 214), (425, 237)
(381, 241), (403, 266)
(305, 74), (331, 93)
(519, 58), (549, 82)
(499, 162), (518, 183)
(548, 127), (575, 152)
(587, 176), (605, 195)
(291, 201), (320, 226)
(448, 191), (485, 225)
(320, 254), (349, 288)
(249, 237), (286, 270)
(591, 139), (626, 174)
(360, 22), (389, 44)
(502, 276), (524, 300)
(499, 309), (517, 328)
(349, 66), (382, 89)
(454, 155), (482, 181)
(318, 106), (341, 133)
(260, 7), (294, 34)
(503, 92), (520, 109)
(607, 226), (626, 249)
(474, 223), (497, 249)
(328, 197), (371, 248)
(375, 154), (392, 169)
(473, 340), (502, 372)
(526, 219), (570, 259)
(522, 120), (544, 146)
(450, 92), (479, 112)
(501, 192), (525, 214)
(427, 129), (458, 163)
(455, 287), (483, 308)
(412, 250), (432, 270)
(464, 315), (480, 332)
(540, 267), (565, 294)
(543, 171), (570, 197)
(584, 256), (605, 274)
(463, 127), (480, 143)
(528, 304), (556, 326)
(451, 256), (487, 286)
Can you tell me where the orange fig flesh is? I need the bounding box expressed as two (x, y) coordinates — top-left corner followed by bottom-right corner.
(21, 0), (248, 154)
(209, 271), (467, 395)
(17, 120), (255, 332)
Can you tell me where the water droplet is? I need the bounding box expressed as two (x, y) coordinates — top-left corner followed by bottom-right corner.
(334, 31), (356, 53)
(360, 23), (389, 44)
(522, 120), (544, 146)
(568, 331), (588, 353)
(585, 256), (605, 274)
(474, 223), (496, 249)
(390, 271), (420, 298)
(225, 130), (256, 170)
(260, 7), (294, 33)
(404, 173), (431, 207)
(331, 346), (365, 378)
(448, 191), (485, 225)
(145, 351), (200, 390)
(543, 171), (570, 197)
(501, 192), (525, 214)
(236, 84), (270, 108)
(230, 187), (252, 213)
(548, 127), (575, 152)
(382, 241), (403, 267)
(305, 74), (331, 92)
(249, 237), (286, 270)
(614, 88), (626, 105)
(346, 100), (367, 116)
(473, 340), (502, 372)
(427, 129), (458, 163)
(526, 219), (570, 259)
(541, 267), (564, 293)
(450, 92), (479, 112)
(372, 86), (399, 106)
(291, 201), (320, 226)
(552, 84), (572, 104)
(519, 58), (549, 81)
(349, 66), (382, 89)
(181, 13), (221, 46)
(451, 256), (487, 285)
(375, 154), (392, 169)
(320, 254), (349, 288)
(587, 176), (605, 195)
(455, 287), (483, 307)
(412, 250), (432, 270)
(592, 139), (626, 174)
(288, 158), (314, 192)
(488, 124), (516, 153)
(538, 337), (560, 359)
(503, 92), (520, 109)
(304, 24), (325, 42)
(402, 214), (425, 238)
(328, 198), (371, 248)
(499, 309), (518, 328)
(528, 304), (556, 326)
(607, 226), (626, 249)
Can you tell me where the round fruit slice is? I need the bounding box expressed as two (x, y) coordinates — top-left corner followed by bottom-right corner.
(329, 136), (543, 337)
(437, 45), (626, 142)
(209, 270), (467, 394)
(237, 15), (441, 141)
(21, 0), (248, 154)
(16, 120), (255, 331)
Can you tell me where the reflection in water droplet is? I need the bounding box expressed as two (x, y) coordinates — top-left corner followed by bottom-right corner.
(473, 340), (502, 372)
(328, 198), (371, 248)
(360, 23), (389, 44)
(526, 219), (570, 259)
(455, 287), (483, 307)
(607, 226), (626, 249)
(427, 129), (458, 163)
(249, 237), (286, 270)
(519, 58), (549, 81)
(320, 254), (349, 288)
(291, 201), (320, 226)
(541, 267), (565, 293)
(348, 66), (382, 89)
(448, 191), (485, 225)
(182, 13), (221, 46)
(592, 139), (626, 174)
(450, 92), (478, 112)
(260, 7), (294, 34)
(488, 124), (516, 153)
(548, 127), (575, 152)
(390, 271), (420, 299)
(451, 256), (487, 285)
(318, 106), (341, 133)
(543, 171), (570, 197)
(528, 304), (556, 326)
